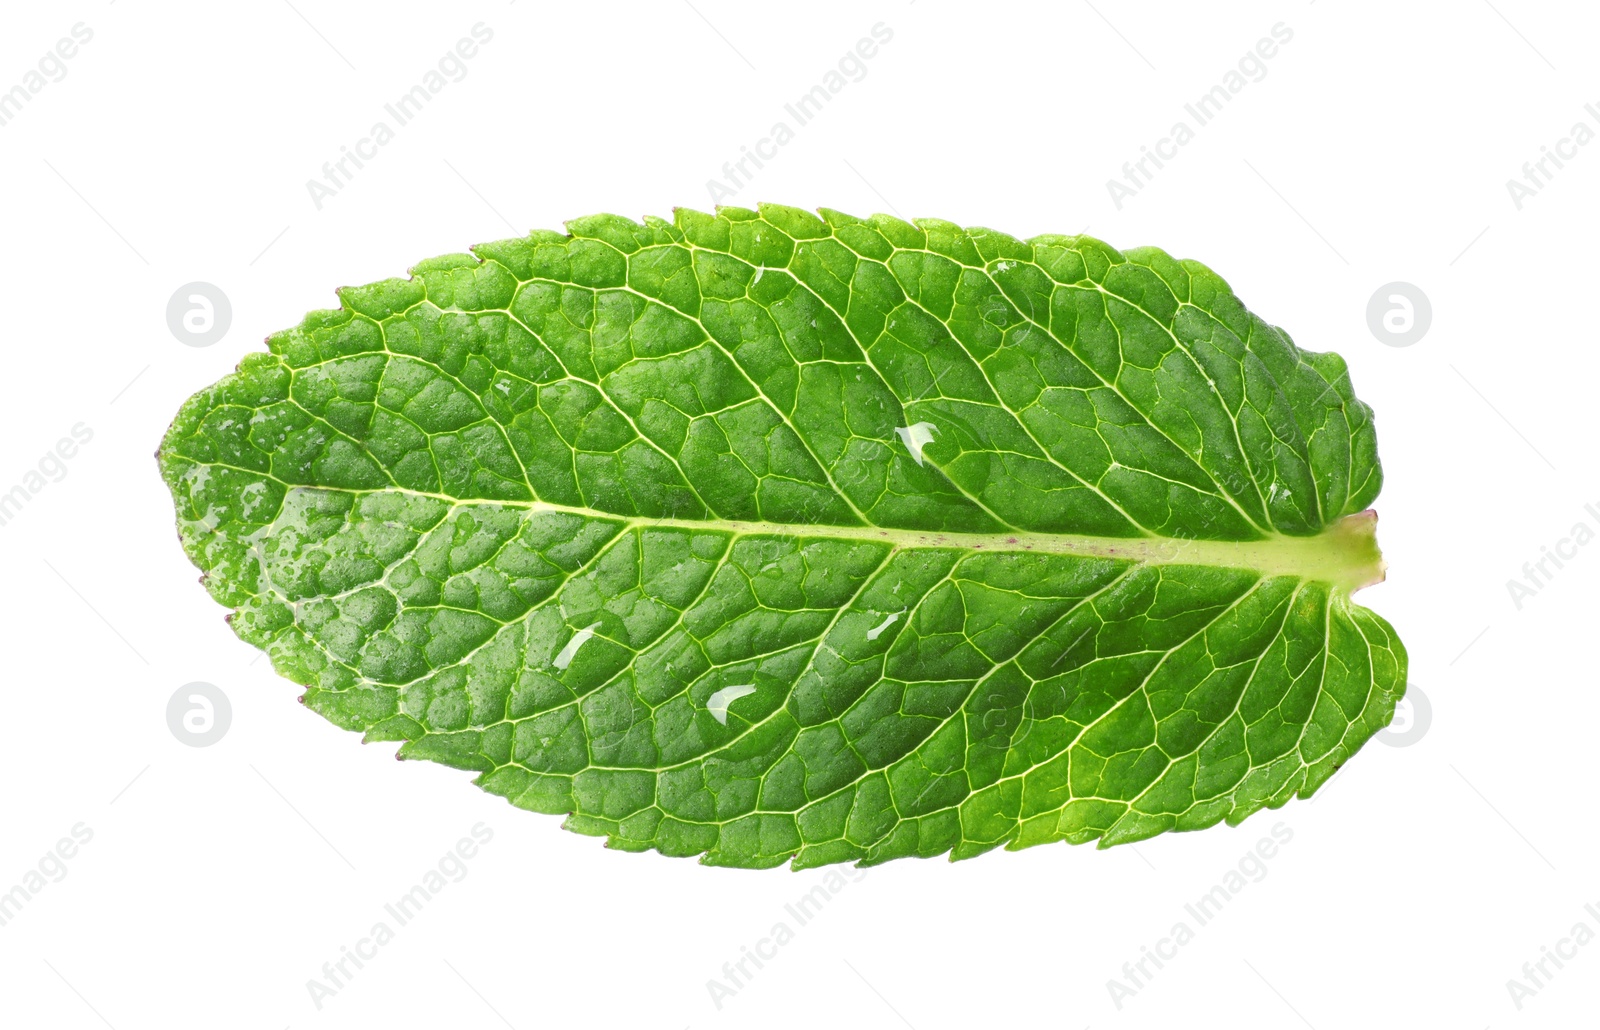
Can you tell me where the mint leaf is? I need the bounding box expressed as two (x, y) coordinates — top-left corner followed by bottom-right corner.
(158, 205), (1405, 868)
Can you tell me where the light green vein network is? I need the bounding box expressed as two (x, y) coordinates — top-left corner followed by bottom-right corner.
(158, 203), (1406, 869)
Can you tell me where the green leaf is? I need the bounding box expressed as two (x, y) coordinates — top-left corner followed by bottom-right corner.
(158, 204), (1405, 868)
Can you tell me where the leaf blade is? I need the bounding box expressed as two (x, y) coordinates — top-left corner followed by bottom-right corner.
(159, 206), (1405, 867)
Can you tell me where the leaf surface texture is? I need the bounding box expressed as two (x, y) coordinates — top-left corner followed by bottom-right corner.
(160, 205), (1405, 868)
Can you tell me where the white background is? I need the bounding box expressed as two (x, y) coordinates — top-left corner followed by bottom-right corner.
(0, 1), (1594, 1027)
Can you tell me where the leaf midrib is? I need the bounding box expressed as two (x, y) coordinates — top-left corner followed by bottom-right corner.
(211, 467), (1384, 594)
